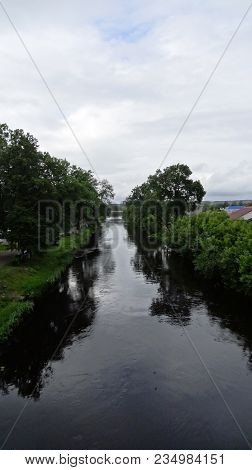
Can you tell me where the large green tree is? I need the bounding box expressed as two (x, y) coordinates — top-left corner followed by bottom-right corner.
(0, 124), (43, 252)
(124, 164), (205, 239)
(0, 124), (113, 254)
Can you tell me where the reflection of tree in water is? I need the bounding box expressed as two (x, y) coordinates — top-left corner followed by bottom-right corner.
(203, 291), (252, 372)
(167, 253), (252, 371)
(100, 250), (116, 276)
(0, 250), (102, 400)
(99, 219), (119, 275)
(150, 279), (192, 326)
(132, 246), (192, 326)
(132, 236), (252, 371)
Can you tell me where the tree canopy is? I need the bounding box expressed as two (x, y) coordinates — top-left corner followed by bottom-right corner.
(124, 164), (205, 239)
(166, 210), (252, 295)
(0, 123), (114, 254)
(128, 164), (205, 206)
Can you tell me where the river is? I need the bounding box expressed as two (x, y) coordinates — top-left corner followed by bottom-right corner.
(0, 218), (252, 449)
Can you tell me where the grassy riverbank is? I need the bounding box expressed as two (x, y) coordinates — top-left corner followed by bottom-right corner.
(0, 242), (10, 252)
(0, 228), (92, 341)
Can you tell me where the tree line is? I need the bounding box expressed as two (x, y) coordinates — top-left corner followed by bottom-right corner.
(124, 163), (205, 241)
(0, 124), (114, 255)
(166, 210), (252, 295)
(123, 164), (251, 296)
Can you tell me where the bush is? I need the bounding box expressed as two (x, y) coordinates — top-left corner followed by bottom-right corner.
(166, 211), (252, 295)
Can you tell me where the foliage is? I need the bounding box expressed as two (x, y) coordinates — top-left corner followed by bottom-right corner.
(0, 300), (33, 341)
(0, 227), (92, 341)
(0, 122), (114, 339)
(0, 242), (9, 251)
(165, 210), (252, 295)
(0, 123), (113, 254)
(124, 164), (205, 238)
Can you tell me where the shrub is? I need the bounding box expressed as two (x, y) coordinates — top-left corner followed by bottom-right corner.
(166, 211), (252, 295)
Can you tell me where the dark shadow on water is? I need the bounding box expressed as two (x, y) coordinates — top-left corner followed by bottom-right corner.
(0, 248), (104, 399)
(130, 232), (252, 369)
(133, 247), (192, 326)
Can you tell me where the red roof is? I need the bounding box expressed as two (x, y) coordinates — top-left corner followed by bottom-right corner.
(229, 207), (252, 220)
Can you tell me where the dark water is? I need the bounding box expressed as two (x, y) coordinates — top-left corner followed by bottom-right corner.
(0, 219), (252, 450)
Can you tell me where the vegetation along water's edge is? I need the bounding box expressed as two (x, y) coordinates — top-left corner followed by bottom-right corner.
(0, 227), (94, 342)
(123, 164), (252, 297)
(164, 211), (252, 296)
(0, 123), (115, 342)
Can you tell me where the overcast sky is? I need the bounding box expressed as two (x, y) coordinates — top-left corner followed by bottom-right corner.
(0, 0), (251, 201)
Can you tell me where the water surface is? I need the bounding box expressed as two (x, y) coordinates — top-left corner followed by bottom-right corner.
(0, 219), (252, 449)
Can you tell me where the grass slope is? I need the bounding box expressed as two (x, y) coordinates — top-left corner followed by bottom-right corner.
(0, 228), (92, 341)
(0, 242), (10, 252)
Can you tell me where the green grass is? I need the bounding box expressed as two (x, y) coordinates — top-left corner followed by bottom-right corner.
(0, 300), (33, 341)
(0, 242), (10, 251)
(0, 228), (92, 341)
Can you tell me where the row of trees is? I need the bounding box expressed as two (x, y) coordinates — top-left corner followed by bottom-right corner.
(124, 164), (251, 295)
(124, 164), (205, 240)
(0, 124), (114, 254)
(166, 211), (252, 295)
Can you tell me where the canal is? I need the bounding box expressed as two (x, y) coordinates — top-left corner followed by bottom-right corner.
(0, 218), (252, 449)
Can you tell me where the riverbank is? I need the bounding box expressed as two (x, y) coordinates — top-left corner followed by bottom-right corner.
(0, 227), (93, 341)
(124, 210), (252, 297)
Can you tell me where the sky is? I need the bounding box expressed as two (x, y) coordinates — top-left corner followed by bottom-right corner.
(0, 0), (252, 201)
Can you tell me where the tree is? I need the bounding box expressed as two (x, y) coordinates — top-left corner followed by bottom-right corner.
(0, 124), (42, 253)
(96, 179), (114, 218)
(124, 164), (205, 239)
(98, 179), (114, 205)
(0, 124), (114, 255)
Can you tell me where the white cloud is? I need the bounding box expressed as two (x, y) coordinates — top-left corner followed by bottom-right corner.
(0, 0), (251, 200)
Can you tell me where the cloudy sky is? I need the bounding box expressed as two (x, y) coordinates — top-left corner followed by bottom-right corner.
(0, 0), (251, 201)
